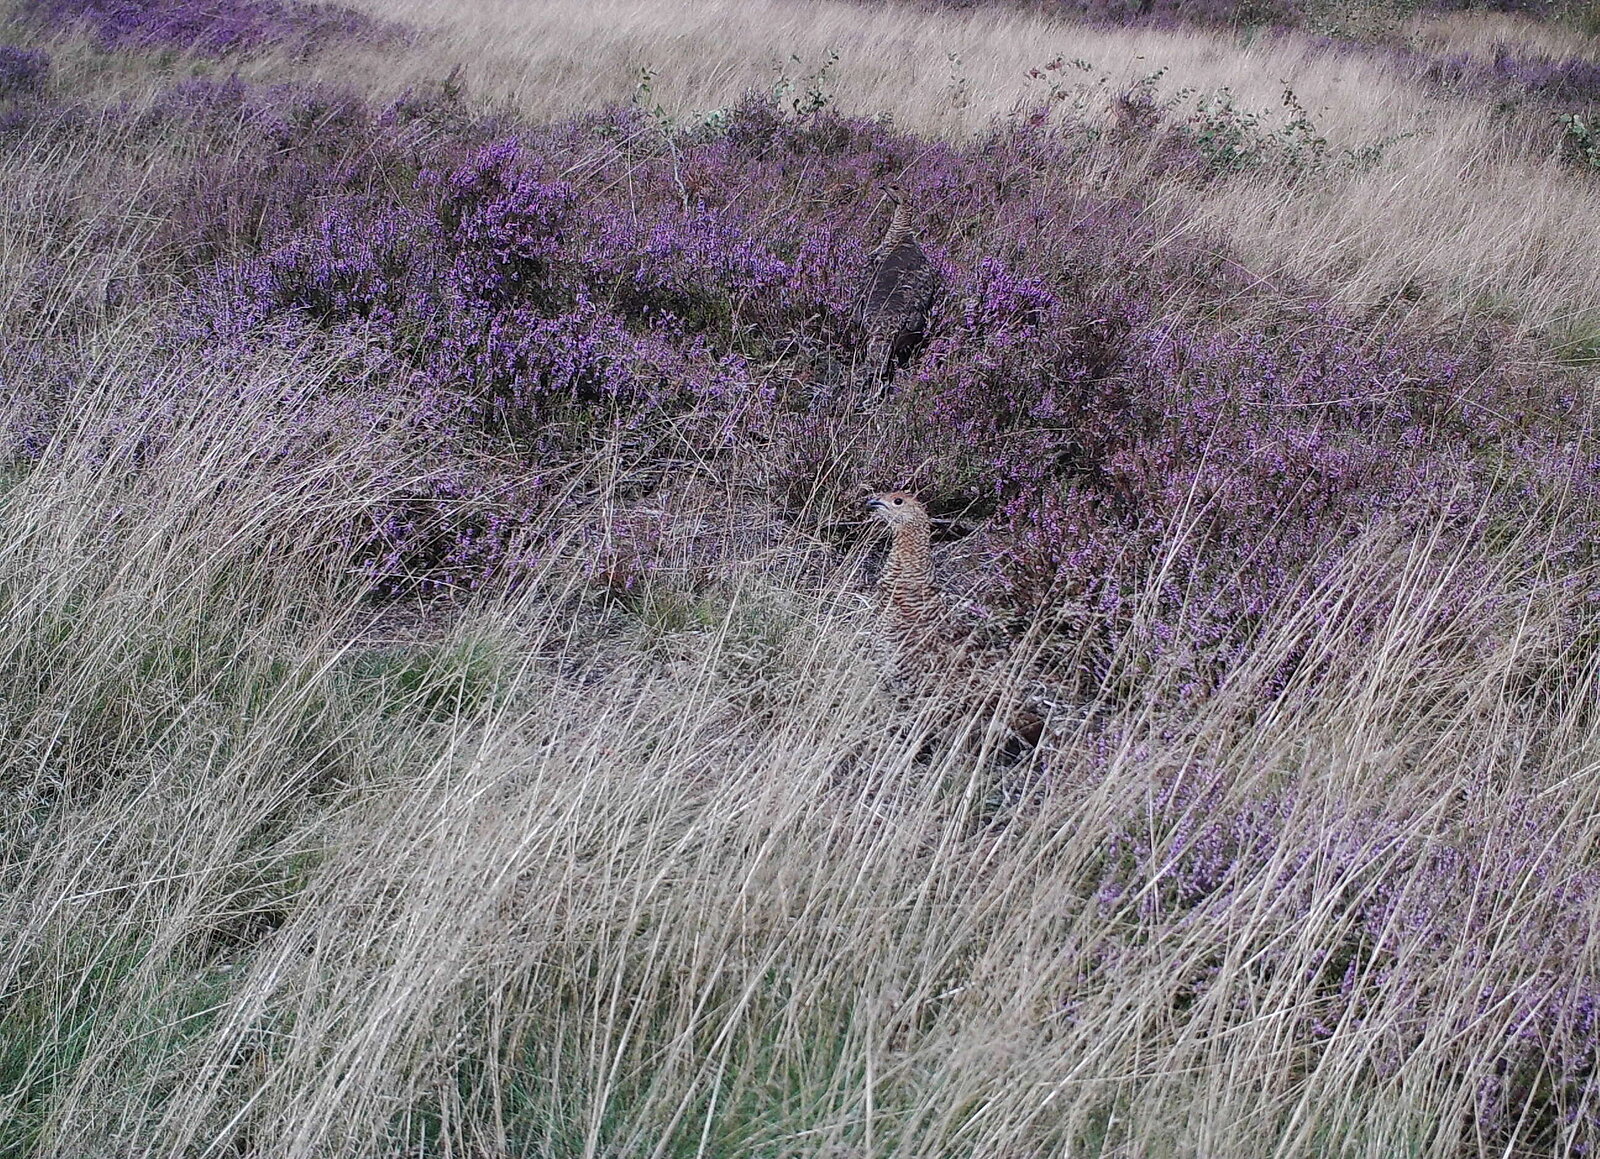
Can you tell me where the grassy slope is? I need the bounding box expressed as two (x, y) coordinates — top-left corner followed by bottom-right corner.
(2, 1), (1600, 1157)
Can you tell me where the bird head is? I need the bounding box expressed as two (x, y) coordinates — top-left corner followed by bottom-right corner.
(866, 490), (929, 528)
(882, 182), (907, 205)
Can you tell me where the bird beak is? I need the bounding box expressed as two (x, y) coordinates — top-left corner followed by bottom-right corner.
(865, 496), (885, 513)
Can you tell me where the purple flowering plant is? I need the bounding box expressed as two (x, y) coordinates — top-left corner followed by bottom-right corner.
(20, 0), (392, 56)
(3, 62), (1594, 683)
(0, 45), (50, 97)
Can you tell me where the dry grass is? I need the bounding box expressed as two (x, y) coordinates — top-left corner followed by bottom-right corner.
(6, 352), (1600, 1154)
(325, 0), (1431, 139)
(1404, 8), (1600, 59)
(1177, 109), (1600, 328)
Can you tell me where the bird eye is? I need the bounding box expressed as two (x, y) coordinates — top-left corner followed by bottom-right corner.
(894, 497), (904, 505)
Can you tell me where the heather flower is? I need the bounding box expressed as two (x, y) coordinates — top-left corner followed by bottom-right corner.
(0, 46), (50, 98)
(22, 0), (394, 56)
(5, 68), (1594, 648)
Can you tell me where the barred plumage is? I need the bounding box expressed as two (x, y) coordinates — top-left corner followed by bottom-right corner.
(860, 184), (939, 392)
(865, 489), (946, 687)
(865, 489), (1045, 764)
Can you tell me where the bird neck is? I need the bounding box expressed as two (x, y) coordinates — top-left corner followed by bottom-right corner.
(877, 200), (914, 254)
(883, 521), (933, 595)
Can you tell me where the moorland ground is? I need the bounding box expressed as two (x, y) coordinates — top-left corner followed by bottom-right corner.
(3, 0), (1600, 1154)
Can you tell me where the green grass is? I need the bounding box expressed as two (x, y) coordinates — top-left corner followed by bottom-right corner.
(1553, 311), (1600, 368)
(343, 636), (509, 723)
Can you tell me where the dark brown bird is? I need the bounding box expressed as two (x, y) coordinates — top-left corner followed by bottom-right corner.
(859, 184), (940, 392)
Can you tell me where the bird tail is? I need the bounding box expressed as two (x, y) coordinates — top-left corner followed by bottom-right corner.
(860, 335), (893, 396)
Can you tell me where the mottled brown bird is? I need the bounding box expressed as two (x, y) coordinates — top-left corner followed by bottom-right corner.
(865, 490), (1044, 763)
(859, 184), (939, 392)
(865, 489), (945, 686)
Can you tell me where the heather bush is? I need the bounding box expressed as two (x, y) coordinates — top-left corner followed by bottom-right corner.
(1411, 42), (1600, 107)
(1086, 763), (1600, 1152)
(20, 0), (391, 56)
(928, 0), (1303, 27)
(4, 65), (1591, 687)
(930, 0), (1588, 30)
(0, 45), (49, 97)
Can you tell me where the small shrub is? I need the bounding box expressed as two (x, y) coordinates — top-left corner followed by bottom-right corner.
(1174, 84), (1330, 175)
(4, 67), (1592, 686)
(769, 49), (840, 119)
(1559, 111), (1600, 170)
(0, 46), (50, 98)
(21, 0), (394, 56)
